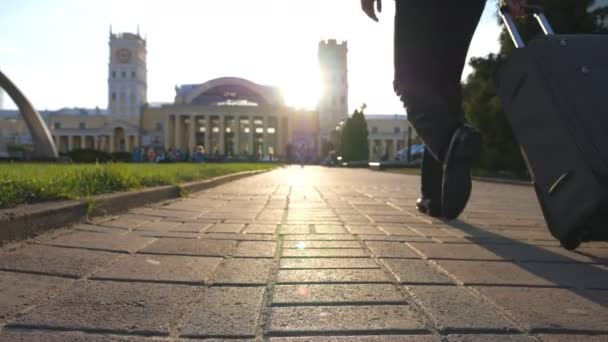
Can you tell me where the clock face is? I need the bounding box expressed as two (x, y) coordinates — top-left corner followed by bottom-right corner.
(116, 48), (132, 63)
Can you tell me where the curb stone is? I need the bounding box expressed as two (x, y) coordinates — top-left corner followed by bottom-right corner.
(0, 169), (268, 244)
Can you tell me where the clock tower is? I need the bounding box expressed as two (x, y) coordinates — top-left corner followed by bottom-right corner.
(108, 28), (147, 123)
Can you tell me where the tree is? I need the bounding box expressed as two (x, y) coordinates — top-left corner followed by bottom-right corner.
(463, 0), (604, 176)
(339, 109), (370, 162)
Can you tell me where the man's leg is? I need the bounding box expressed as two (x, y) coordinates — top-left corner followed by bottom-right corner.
(417, 145), (444, 217)
(394, 0), (486, 218)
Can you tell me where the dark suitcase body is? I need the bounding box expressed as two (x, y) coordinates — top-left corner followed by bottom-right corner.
(497, 11), (608, 249)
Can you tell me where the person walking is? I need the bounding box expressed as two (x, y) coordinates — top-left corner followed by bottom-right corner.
(361, 0), (525, 219)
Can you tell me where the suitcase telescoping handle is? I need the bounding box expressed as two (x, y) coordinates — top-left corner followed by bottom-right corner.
(499, 2), (555, 48)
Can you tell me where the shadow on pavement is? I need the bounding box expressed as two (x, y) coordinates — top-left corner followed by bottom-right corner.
(446, 219), (608, 306)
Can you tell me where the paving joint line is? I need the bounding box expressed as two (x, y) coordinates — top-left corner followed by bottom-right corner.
(255, 185), (289, 341)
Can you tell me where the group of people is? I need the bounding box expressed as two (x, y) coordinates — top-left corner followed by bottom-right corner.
(131, 145), (208, 163)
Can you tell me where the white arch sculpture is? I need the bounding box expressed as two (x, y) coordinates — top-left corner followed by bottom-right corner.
(0, 69), (58, 159)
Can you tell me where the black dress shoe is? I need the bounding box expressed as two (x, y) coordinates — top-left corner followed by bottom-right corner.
(416, 197), (443, 217)
(441, 124), (482, 220)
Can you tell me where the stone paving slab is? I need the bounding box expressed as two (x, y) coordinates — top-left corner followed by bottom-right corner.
(446, 335), (537, 342)
(211, 258), (274, 285)
(381, 259), (455, 284)
(433, 260), (555, 287)
(180, 287), (265, 338)
(280, 258), (379, 269)
(91, 254), (221, 284)
(0, 244), (119, 278)
(282, 248), (369, 258)
(282, 240), (362, 249)
(473, 286), (608, 332)
(365, 241), (421, 258)
(41, 231), (155, 253)
(405, 285), (518, 333)
(0, 330), (167, 342)
(272, 284), (407, 305)
(11, 280), (201, 335)
(276, 269), (392, 284)
(0, 271), (71, 321)
(138, 238), (236, 257)
(234, 241), (277, 257)
(268, 336), (441, 342)
(267, 305), (428, 335)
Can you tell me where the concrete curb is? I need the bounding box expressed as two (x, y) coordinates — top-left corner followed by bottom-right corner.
(0, 169), (267, 244)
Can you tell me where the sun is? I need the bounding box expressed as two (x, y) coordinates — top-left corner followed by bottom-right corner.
(282, 81), (320, 110)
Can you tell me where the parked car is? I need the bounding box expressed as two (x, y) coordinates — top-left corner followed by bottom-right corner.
(396, 144), (424, 165)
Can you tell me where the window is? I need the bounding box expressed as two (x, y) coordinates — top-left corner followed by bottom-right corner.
(131, 71), (136, 78)
(394, 126), (400, 134)
(54, 122), (61, 129)
(340, 96), (346, 105)
(79, 122), (86, 129)
(371, 126), (378, 134)
(121, 71), (126, 78)
(111, 71), (116, 78)
(111, 92), (116, 101)
(156, 122), (162, 130)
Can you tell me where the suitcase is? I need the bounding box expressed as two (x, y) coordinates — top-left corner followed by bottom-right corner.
(496, 5), (608, 249)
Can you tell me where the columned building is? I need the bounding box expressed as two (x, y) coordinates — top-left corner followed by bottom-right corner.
(366, 115), (418, 161)
(141, 77), (317, 159)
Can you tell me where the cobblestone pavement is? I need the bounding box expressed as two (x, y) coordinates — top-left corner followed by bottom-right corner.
(1, 166), (607, 342)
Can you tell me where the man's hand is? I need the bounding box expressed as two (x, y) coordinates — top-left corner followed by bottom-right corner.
(361, 0), (382, 22)
(504, 0), (527, 17)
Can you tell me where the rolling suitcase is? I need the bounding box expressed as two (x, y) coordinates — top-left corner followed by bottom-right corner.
(496, 4), (608, 249)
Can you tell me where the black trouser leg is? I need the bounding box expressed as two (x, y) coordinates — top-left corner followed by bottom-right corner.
(394, 0), (486, 161)
(421, 145), (443, 199)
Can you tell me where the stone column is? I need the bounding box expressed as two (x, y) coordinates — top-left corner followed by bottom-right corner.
(67, 135), (73, 151)
(218, 115), (225, 155)
(82, 135), (87, 149)
(94, 136), (99, 150)
(262, 116), (269, 158)
(189, 115), (196, 153)
(174, 114), (181, 150)
(204, 115), (211, 153)
(109, 135), (115, 153)
(234, 116), (240, 155)
(248, 115), (255, 156)
(164, 115), (171, 150)
(393, 139), (398, 156)
(277, 116), (285, 156)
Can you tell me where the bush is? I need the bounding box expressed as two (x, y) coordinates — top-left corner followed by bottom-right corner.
(111, 152), (132, 162)
(67, 149), (111, 163)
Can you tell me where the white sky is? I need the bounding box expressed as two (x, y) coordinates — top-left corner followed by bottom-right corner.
(0, 0), (501, 114)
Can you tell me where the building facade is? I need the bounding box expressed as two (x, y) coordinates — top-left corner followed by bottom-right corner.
(367, 114), (418, 161)
(1, 31), (410, 161)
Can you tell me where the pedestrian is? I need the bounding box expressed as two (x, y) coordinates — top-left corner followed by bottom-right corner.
(360, 0), (525, 219)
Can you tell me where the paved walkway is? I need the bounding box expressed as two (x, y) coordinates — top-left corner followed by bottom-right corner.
(0, 166), (607, 342)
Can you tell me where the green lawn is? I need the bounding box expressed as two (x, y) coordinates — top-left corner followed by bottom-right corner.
(0, 162), (278, 209)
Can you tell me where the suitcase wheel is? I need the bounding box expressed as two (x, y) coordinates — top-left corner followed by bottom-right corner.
(560, 235), (582, 250)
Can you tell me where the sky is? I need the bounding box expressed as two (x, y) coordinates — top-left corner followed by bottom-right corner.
(0, 0), (502, 115)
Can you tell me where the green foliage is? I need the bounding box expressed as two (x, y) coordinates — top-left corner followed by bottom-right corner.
(463, 54), (527, 176)
(463, 0), (603, 176)
(0, 162), (277, 209)
(339, 109), (370, 162)
(111, 152), (133, 162)
(68, 149), (112, 163)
